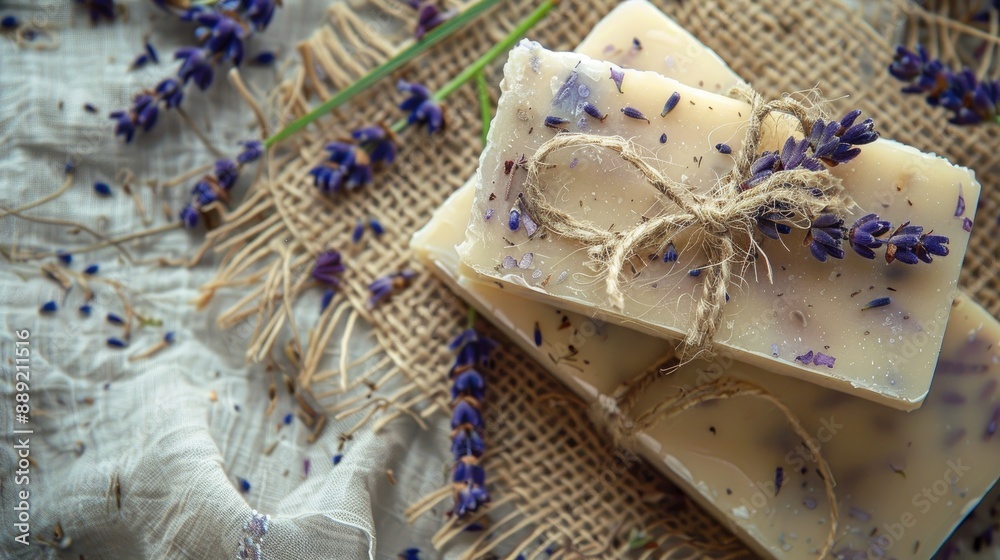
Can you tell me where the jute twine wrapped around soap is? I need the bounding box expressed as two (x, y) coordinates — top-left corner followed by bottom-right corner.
(589, 353), (841, 559)
(519, 84), (854, 360)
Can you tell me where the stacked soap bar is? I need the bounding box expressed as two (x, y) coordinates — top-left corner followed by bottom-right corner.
(412, 1), (999, 557)
(457, 40), (980, 410)
(415, 178), (1000, 560)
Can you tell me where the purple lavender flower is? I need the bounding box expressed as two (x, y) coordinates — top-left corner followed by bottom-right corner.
(237, 140), (264, 164)
(191, 181), (219, 206)
(808, 110), (878, 166)
(155, 78), (184, 108)
(178, 154), (249, 228)
(449, 324), (493, 518)
(661, 92), (680, 116)
(544, 116), (570, 129)
(351, 126), (396, 166)
(111, 3), (281, 143)
(848, 213), (891, 259)
(451, 369), (485, 401)
(889, 45), (999, 125)
(755, 209), (793, 240)
(312, 250), (346, 285)
(414, 3), (451, 40)
(609, 66), (625, 93)
(75, 0), (116, 23)
(583, 102), (607, 121)
(451, 427), (484, 458)
(368, 270), (417, 308)
(400, 548), (422, 560)
(180, 204), (199, 228)
(742, 137), (823, 192)
(250, 51), (276, 65)
(214, 159), (239, 189)
(453, 484), (490, 517)
(805, 213), (845, 262)
(194, 12), (246, 65)
(449, 328), (496, 367)
(176, 47), (215, 90)
(914, 231), (949, 264)
(398, 80), (444, 134)
(883, 222), (924, 265)
(451, 400), (483, 430)
(242, 0), (278, 31)
(309, 142), (373, 194)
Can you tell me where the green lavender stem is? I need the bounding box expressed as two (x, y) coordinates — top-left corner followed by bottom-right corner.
(388, 0), (559, 134)
(264, 0), (501, 148)
(477, 70), (492, 145)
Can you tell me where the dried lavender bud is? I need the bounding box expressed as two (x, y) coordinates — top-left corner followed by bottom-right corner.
(889, 44), (1000, 126)
(620, 106), (649, 123)
(715, 143), (732, 154)
(805, 214), (845, 262)
(582, 102), (607, 122)
(862, 297), (891, 310)
(661, 92), (680, 116)
(609, 66), (624, 94)
(250, 51), (276, 65)
(662, 242), (678, 263)
(813, 352), (836, 368)
(544, 115), (570, 129)
(508, 208), (520, 231)
(398, 80), (444, 134)
(659, 133), (667, 144)
(848, 213), (891, 259)
(145, 41), (159, 64)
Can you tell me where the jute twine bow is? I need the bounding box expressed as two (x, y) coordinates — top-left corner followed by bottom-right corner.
(519, 84), (853, 359)
(588, 355), (840, 559)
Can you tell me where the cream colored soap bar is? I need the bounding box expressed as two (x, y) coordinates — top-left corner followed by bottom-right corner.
(575, 0), (743, 96)
(413, 180), (1000, 559)
(457, 41), (980, 410)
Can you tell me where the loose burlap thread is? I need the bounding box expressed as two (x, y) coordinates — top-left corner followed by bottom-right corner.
(519, 84), (850, 359)
(196, 0), (1000, 558)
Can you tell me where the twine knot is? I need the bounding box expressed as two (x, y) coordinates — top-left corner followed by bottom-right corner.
(518, 85), (851, 359)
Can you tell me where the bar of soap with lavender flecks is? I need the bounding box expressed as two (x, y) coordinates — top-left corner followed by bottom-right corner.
(413, 181), (1000, 559)
(576, 0), (743, 96)
(457, 41), (980, 410)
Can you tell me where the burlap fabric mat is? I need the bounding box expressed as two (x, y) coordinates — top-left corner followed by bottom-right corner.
(198, 0), (1000, 557)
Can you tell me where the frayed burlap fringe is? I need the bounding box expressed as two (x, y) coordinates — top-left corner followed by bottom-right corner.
(520, 84), (850, 359)
(196, 0), (1000, 558)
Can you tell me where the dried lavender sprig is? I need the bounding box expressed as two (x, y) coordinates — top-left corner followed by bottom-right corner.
(110, 1), (281, 142)
(265, 0), (509, 147)
(179, 141), (263, 228)
(402, 0), (455, 40)
(368, 270), (417, 309)
(736, 108), (949, 266)
(798, 212), (950, 265)
(448, 309), (493, 518)
(889, 45), (1000, 126)
(308, 0), (558, 197)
